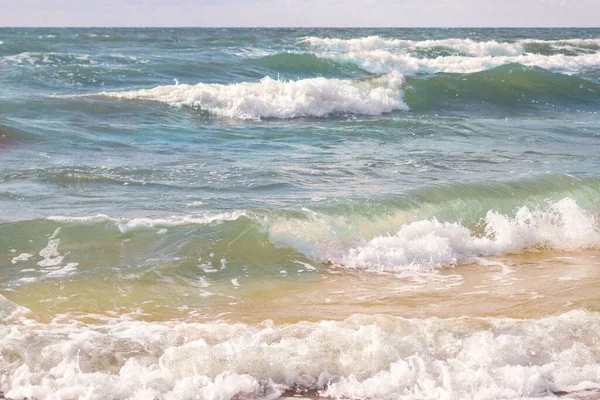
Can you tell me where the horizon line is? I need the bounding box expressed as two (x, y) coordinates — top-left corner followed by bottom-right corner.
(1, 26), (600, 29)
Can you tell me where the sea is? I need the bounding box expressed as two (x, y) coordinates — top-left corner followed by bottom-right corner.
(1, 27), (600, 399)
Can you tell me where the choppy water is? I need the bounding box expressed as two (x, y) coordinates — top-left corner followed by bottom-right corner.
(1, 28), (600, 399)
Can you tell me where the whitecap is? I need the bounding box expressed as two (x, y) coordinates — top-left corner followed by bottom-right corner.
(270, 198), (600, 271)
(96, 71), (407, 119)
(1, 310), (600, 399)
(304, 36), (600, 57)
(329, 50), (600, 75)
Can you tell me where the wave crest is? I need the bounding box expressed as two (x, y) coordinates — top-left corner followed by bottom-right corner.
(5, 177), (600, 276)
(304, 36), (526, 57)
(271, 198), (600, 271)
(302, 36), (600, 75)
(304, 36), (600, 57)
(97, 71), (407, 119)
(329, 49), (600, 75)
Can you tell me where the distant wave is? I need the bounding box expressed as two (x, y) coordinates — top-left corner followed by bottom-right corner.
(248, 52), (367, 75)
(2, 51), (93, 66)
(303, 36), (600, 56)
(96, 71), (407, 119)
(304, 36), (526, 56)
(326, 49), (600, 75)
(301, 36), (600, 75)
(76, 33), (122, 41)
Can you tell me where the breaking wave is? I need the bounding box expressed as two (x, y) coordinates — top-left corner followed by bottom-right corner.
(77, 35), (600, 118)
(3, 175), (597, 276)
(86, 61), (600, 118)
(303, 36), (600, 57)
(333, 198), (599, 271)
(96, 71), (407, 119)
(328, 49), (600, 75)
(301, 35), (600, 75)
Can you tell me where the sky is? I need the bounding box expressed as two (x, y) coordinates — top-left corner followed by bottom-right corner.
(0, 0), (599, 27)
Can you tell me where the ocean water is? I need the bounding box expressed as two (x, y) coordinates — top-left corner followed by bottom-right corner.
(1, 27), (600, 399)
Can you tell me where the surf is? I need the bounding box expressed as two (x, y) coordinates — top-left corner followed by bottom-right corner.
(95, 71), (407, 119)
(2, 301), (600, 400)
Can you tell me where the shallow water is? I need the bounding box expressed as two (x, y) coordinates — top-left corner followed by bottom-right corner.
(1, 28), (600, 399)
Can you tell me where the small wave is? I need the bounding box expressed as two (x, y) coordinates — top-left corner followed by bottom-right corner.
(48, 211), (247, 234)
(3, 51), (94, 67)
(0, 124), (40, 143)
(304, 36), (526, 57)
(404, 64), (600, 110)
(223, 47), (271, 58)
(77, 33), (120, 40)
(248, 52), (367, 76)
(1, 309), (599, 399)
(96, 71), (407, 119)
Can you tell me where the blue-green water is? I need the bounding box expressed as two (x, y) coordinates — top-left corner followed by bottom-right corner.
(1, 28), (600, 399)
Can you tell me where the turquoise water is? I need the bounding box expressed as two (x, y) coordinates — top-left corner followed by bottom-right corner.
(1, 29), (600, 217)
(1, 28), (600, 399)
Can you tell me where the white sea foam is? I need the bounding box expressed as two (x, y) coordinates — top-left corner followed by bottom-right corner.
(0, 295), (31, 322)
(304, 36), (600, 56)
(47, 211), (247, 233)
(45, 262), (79, 277)
(302, 36), (600, 75)
(11, 253), (33, 264)
(224, 47), (272, 58)
(304, 36), (526, 56)
(37, 227), (64, 267)
(97, 71), (407, 119)
(329, 50), (600, 75)
(1, 309), (599, 399)
(3, 52), (93, 66)
(270, 198), (600, 271)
